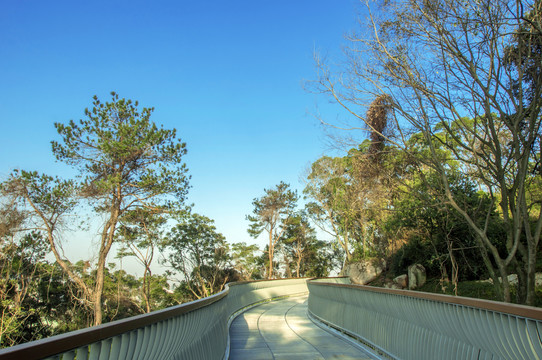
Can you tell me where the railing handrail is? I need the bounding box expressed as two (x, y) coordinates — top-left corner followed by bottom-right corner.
(309, 281), (542, 321)
(0, 277), (318, 360)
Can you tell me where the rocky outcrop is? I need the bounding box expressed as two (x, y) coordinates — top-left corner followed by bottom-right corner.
(408, 264), (426, 290)
(343, 259), (386, 285)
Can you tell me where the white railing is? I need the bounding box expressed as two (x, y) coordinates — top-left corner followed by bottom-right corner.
(3, 277), (540, 360)
(308, 281), (542, 360)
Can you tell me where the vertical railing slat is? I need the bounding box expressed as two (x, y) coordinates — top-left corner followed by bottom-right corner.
(98, 337), (112, 359)
(75, 346), (89, 360)
(124, 330), (138, 359)
(88, 342), (101, 360)
(108, 334), (122, 359)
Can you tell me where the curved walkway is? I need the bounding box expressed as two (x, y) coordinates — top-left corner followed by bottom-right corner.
(228, 295), (377, 360)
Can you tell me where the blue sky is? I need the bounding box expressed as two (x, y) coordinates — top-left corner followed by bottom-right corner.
(1, 1), (362, 268)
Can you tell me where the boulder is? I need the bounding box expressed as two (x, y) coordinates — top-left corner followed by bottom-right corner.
(408, 264), (426, 290)
(384, 281), (403, 290)
(507, 274), (518, 285)
(503, 273), (542, 287)
(393, 274), (408, 289)
(480, 273), (542, 287)
(343, 259), (385, 285)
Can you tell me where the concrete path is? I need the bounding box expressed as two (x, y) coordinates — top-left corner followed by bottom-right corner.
(228, 295), (377, 360)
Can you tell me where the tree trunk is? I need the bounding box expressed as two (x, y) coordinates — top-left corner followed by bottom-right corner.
(497, 264), (511, 303)
(343, 233), (351, 263)
(93, 200), (120, 326)
(143, 270), (151, 313)
(93, 267), (104, 326)
(268, 231), (274, 279)
(525, 243), (537, 306)
(284, 257), (292, 278)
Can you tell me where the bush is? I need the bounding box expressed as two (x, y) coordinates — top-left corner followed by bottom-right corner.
(389, 235), (439, 277)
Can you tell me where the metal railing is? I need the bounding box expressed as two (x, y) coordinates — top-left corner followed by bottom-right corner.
(3, 277), (541, 360)
(308, 281), (542, 360)
(0, 278), (310, 360)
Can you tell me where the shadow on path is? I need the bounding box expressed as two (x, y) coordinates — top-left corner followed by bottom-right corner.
(228, 295), (377, 360)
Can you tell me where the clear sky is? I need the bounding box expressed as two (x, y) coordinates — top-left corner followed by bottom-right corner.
(1, 1), (362, 270)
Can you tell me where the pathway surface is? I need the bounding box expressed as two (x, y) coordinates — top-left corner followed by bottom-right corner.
(228, 295), (377, 360)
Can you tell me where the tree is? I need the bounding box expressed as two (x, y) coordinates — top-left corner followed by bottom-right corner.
(165, 213), (233, 299)
(304, 156), (357, 265)
(1, 172), (87, 311)
(0, 200), (85, 347)
(304, 146), (399, 268)
(279, 214), (311, 278)
(230, 242), (263, 280)
(386, 167), (504, 294)
(312, 0), (542, 304)
(116, 208), (169, 313)
(0, 202), (51, 347)
(247, 182), (298, 279)
(278, 213), (334, 278)
(37, 261), (90, 335)
(98, 264), (143, 323)
(3, 92), (190, 324)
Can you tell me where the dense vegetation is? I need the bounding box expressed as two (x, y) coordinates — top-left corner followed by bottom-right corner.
(310, 0), (542, 305)
(1, 0), (541, 349)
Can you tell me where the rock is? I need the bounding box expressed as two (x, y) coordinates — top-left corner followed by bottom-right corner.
(493, 274), (519, 285)
(394, 274), (408, 289)
(507, 274), (518, 285)
(502, 273), (542, 287)
(384, 281), (403, 290)
(480, 273), (542, 287)
(384, 280), (403, 290)
(408, 264), (426, 290)
(343, 259), (385, 285)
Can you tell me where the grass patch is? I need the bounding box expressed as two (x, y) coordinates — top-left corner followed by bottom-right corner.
(417, 279), (499, 301)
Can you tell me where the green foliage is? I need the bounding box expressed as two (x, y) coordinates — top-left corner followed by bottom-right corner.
(247, 181), (298, 238)
(3, 170), (78, 226)
(165, 213), (236, 299)
(303, 155), (359, 264)
(52, 92), (190, 207)
(389, 236), (431, 276)
(313, 0), (542, 304)
(116, 207), (174, 312)
(38, 262), (91, 332)
(278, 213), (335, 278)
(417, 278), (499, 301)
(0, 232), (52, 347)
(387, 169), (506, 282)
(247, 182), (298, 278)
(304, 145), (404, 270)
(230, 242), (263, 280)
